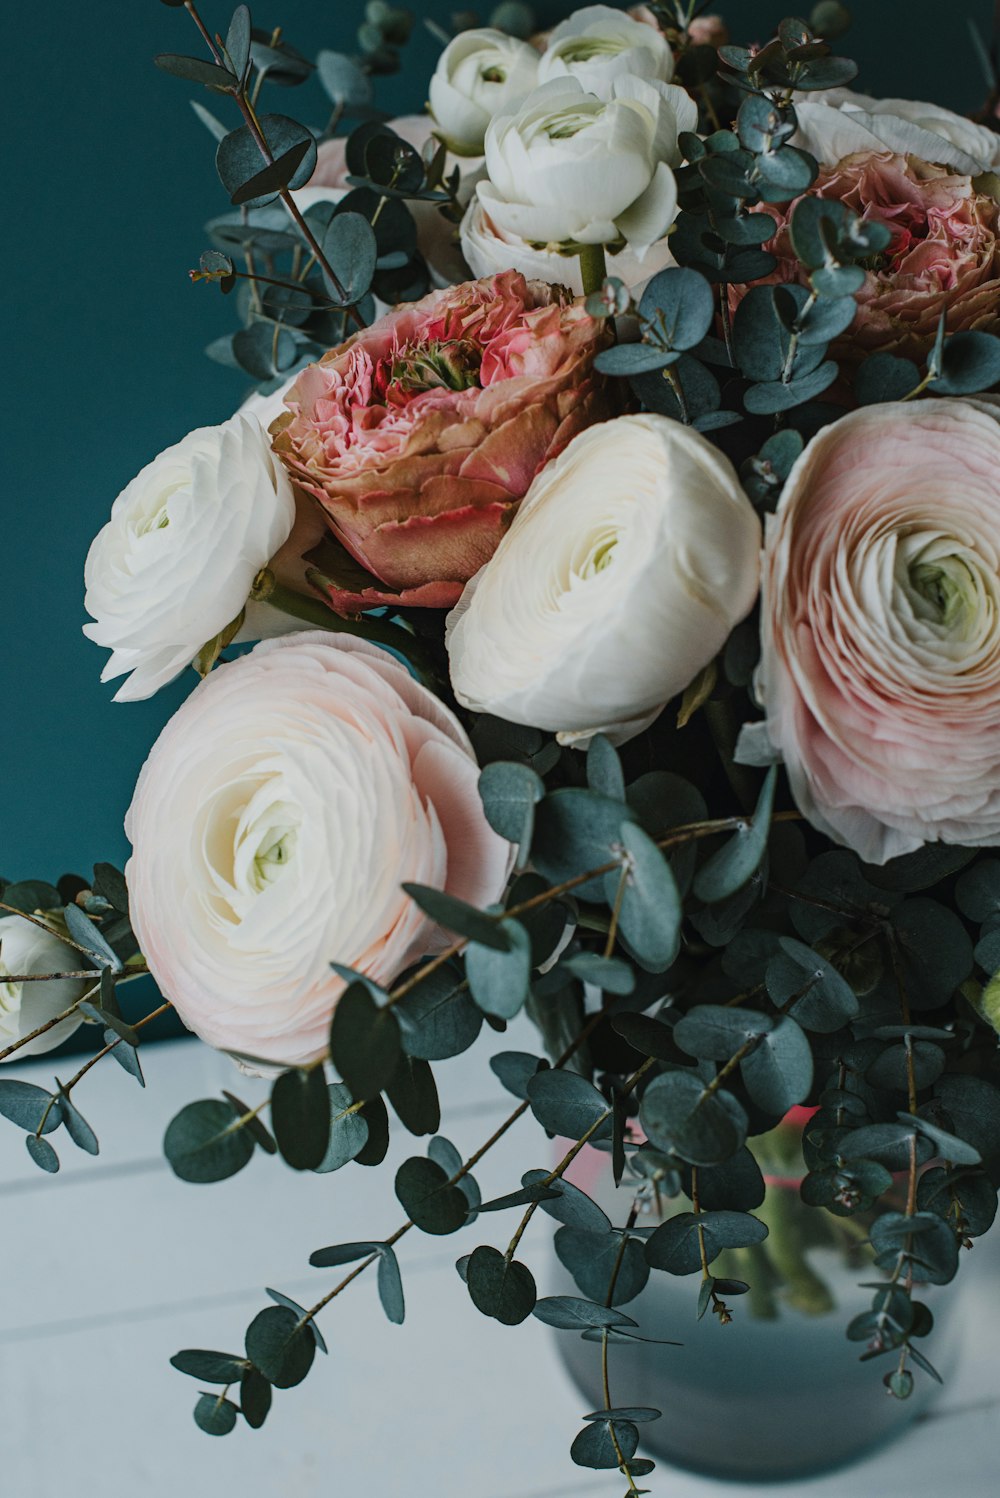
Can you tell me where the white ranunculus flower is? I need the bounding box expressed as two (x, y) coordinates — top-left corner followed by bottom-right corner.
(0, 914), (88, 1059)
(460, 193), (675, 294)
(792, 88), (1000, 176)
(537, 4), (674, 98)
(446, 413), (761, 746)
(477, 76), (697, 256)
(125, 633), (511, 1066)
(429, 28), (541, 156)
(83, 414), (296, 701)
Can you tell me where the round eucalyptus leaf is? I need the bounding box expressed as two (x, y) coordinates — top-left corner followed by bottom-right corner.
(935, 1075), (1000, 1162)
(163, 1099), (254, 1184)
(170, 1350), (247, 1384)
(385, 1053), (440, 1136)
(490, 1051), (547, 1101)
(526, 1070), (611, 1141)
(321, 211), (377, 304)
(595, 343), (680, 376)
(694, 767), (776, 904)
(639, 1069), (747, 1166)
(645, 1209), (767, 1274)
(0, 1080), (62, 1134)
(271, 1066), (330, 1171)
(570, 1418), (640, 1470)
(478, 760), (544, 851)
(531, 788), (640, 901)
(395, 962), (483, 1060)
(891, 898), (973, 1010)
(316, 49), (373, 108)
(955, 858), (1000, 923)
(743, 361), (838, 414)
(193, 1393), (238, 1437)
(394, 1155), (469, 1235)
(637, 267), (715, 351)
(855, 352), (921, 405)
(466, 918), (532, 1019)
(239, 1369), (272, 1430)
(466, 1245), (537, 1325)
(25, 1134), (59, 1173)
(216, 116), (317, 210)
(521, 1171), (612, 1233)
(609, 821), (682, 972)
(740, 1017), (813, 1114)
(673, 1005), (773, 1061)
(313, 1082), (369, 1173)
(765, 936), (859, 1032)
(555, 1226), (649, 1306)
(531, 1296), (637, 1331)
(690, 1147), (766, 1212)
(328, 981), (402, 1102)
(244, 1305), (316, 1388)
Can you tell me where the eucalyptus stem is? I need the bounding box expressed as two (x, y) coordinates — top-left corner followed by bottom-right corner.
(0, 901), (96, 958)
(577, 242), (609, 298)
(58, 1001), (173, 1096)
(179, 0), (363, 329)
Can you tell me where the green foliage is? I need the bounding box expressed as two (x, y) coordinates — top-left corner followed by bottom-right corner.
(270, 1067), (330, 1170)
(244, 1306), (316, 1388)
(394, 1151), (470, 1235)
(313, 1083), (368, 1172)
(328, 980), (402, 1101)
(163, 1098), (256, 1184)
(466, 1245), (537, 1325)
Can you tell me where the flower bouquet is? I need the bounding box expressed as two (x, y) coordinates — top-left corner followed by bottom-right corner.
(5, 0), (1000, 1487)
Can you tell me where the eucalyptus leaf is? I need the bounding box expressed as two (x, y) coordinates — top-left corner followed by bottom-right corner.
(394, 1155), (469, 1235)
(244, 1305), (315, 1388)
(693, 767), (776, 903)
(163, 1099), (255, 1184)
(271, 1067), (331, 1170)
(314, 1082), (368, 1173)
(328, 982), (402, 1102)
(466, 1245), (537, 1325)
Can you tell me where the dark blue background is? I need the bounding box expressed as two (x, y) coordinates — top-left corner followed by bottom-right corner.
(3, 0), (994, 886)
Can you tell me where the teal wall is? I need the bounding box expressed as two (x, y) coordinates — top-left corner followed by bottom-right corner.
(3, 0), (995, 889)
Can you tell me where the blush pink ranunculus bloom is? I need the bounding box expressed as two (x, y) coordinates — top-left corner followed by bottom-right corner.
(738, 398), (1000, 865)
(125, 632), (511, 1066)
(270, 271), (616, 612)
(751, 151), (1000, 366)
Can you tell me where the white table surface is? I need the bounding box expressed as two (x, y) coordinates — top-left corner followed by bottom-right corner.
(0, 1020), (996, 1498)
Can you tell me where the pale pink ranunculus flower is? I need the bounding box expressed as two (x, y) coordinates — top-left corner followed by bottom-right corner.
(270, 271), (616, 613)
(125, 632), (511, 1066)
(738, 399), (1000, 865)
(744, 151), (1000, 366)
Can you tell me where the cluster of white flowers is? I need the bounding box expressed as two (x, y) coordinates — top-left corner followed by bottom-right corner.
(428, 5), (696, 293)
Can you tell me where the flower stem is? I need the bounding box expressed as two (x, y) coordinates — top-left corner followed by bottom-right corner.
(577, 243), (609, 298)
(254, 576), (441, 680)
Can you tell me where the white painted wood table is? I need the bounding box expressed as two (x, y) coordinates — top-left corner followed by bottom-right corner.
(0, 1023), (996, 1498)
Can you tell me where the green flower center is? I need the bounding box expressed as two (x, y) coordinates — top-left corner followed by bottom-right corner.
(559, 37), (627, 63)
(385, 339), (483, 396)
(907, 556), (979, 636)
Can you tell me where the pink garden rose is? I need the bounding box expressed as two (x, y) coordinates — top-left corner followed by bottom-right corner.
(752, 151), (1000, 365)
(125, 633), (511, 1066)
(738, 399), (1000, 865)
(270, 271), (615, 612)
